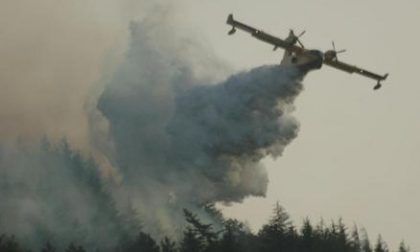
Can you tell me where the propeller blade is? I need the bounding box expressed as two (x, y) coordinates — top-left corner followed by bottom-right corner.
(332, 41), (336, 51)
(336, 49), (346, 54)
(297, 39), (305, 48)
(298, 30), (306, 38)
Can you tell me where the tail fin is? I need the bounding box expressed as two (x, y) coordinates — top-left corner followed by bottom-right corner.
(227, 14), (234, 25)
(227, 14), (236, 35)
(373, 73), (388, 90)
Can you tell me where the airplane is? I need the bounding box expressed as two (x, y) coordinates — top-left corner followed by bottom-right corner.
(226, 14), (388, 90)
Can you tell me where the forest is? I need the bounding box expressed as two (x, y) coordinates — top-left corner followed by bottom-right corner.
(0, 204), (410, 252)
(0, 142), (410, 252)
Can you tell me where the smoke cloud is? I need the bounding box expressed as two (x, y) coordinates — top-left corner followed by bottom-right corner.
(166, 65), (302, 203)
(0, 1), (307, 249)
(96, 16), (305, 236)
(0, 141), (136, 250)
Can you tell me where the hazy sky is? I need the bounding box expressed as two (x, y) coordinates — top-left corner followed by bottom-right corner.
(183, 1), (419, 250)
(1, 0), (418, 250)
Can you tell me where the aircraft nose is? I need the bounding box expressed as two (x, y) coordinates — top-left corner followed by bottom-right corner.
(313, 50), (324, 69)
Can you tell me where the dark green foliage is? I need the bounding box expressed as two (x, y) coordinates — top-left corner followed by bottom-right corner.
(180, 227), (204, 252)
(360, 228), (373, 252)
(0, 235), (25, 252)
(260, 202), (292, 234)
(0, 139), (142, 250)
(350, 226), (361, 252)
(218, 219), (255, 252)
(398, 241), (409, 252)
(41, 242), (56, 252)
(0, 203), (409, 252)
(374, 235), (388, 252)
(160, 237), (177, 252)
(121, 232), (160, 252)
(65, 243), (86, 252)
(258, 202), (293, 252)
(203, 204), (225, 226)
(183, 209), (218, 250)
(301, 218), (314, 252)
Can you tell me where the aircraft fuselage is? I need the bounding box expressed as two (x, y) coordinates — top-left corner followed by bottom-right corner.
(281, 49), (324, 72)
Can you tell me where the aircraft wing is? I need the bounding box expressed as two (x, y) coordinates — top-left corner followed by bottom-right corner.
(227, 14), (293, 50)
(325, 59), (388, 85)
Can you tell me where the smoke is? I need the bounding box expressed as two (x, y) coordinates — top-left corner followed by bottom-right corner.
(0, 141), (139, 250)
(166, 65), (302, 203)
(0, 0), (308, 249)
(0, 0), (149, 148)
(96, 16), (305, 237)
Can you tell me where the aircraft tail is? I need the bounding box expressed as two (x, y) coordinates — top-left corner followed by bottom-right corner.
(373, 83), (382, 90)
(373, 73), (389, 90)
(227, 14), (236, 35)
(227, 14), (234, 25)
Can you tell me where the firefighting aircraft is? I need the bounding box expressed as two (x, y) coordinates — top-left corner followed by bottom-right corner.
(226, 14), (388, 90)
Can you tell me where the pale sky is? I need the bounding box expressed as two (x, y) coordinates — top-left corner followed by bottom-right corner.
(1, 0), (418, 250)
(174, 0), (420, 250)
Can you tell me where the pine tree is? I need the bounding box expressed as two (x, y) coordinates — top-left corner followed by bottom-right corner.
(65, 243), (87, 252)
(360, 228), (372, 252)
(118, 201), (143, 244)
(183, 209), (217, 248)
(161, 237), (177, 252)
(219, 219), (245, 252)
(259, 202), (292, 236)
(350, 225), (361, 252)
(258, 203), (292, 252)
(204, 204), (225, 225)
(301, 218), (314, 252)
(123, 232), (160, 252)
(0, 235), (24, 252)
(337, 218), (349, 252)
(41, 241), (56, 252)
(374, 235), (388, 252)
(398, 241), (410, 252)
(219, 219), (258, 252)
(269, 202), (292, 232)
(180, 227), (204, 252)
(313, 218), (328, 250)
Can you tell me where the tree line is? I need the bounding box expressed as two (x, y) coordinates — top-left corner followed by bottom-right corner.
(0, 203), (410, 252)
(0, 140), (410, 252)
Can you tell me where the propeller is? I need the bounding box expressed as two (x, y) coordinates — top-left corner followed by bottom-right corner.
(290, 29), (306, 48)
(297, 30), (306, 38)
(332, 41), (346, 54)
